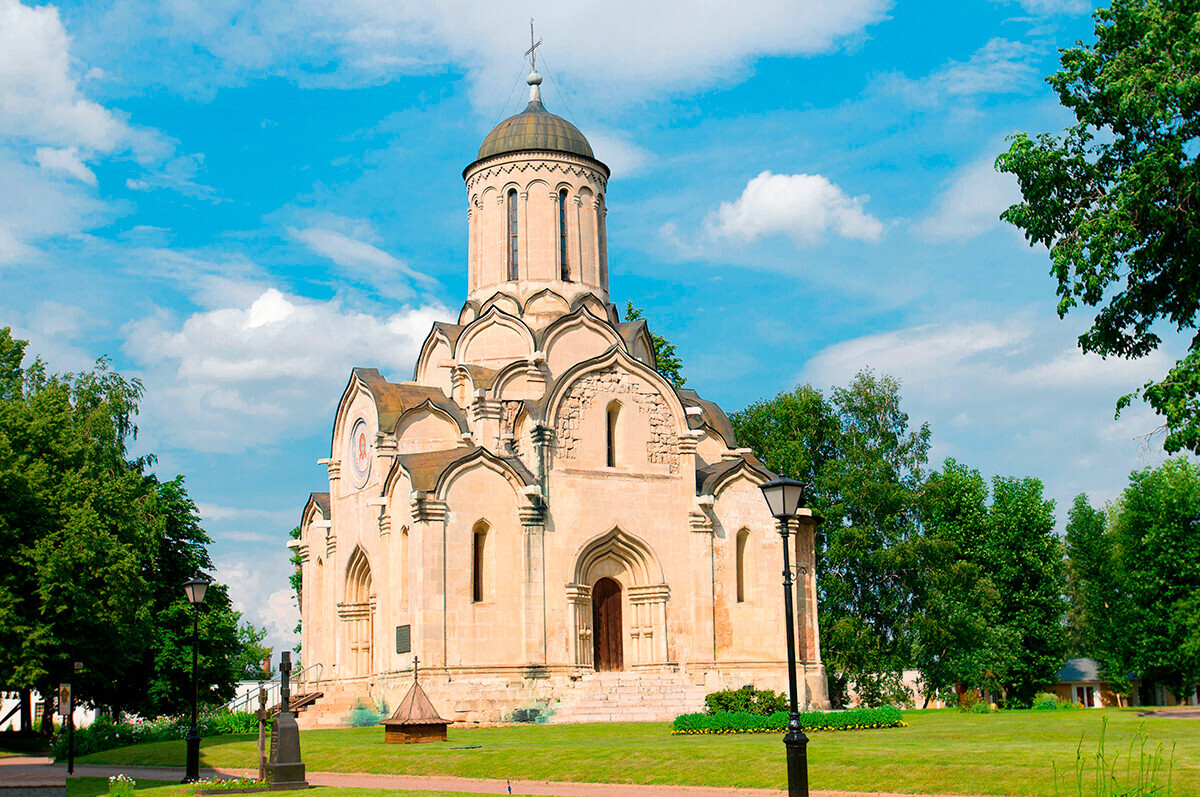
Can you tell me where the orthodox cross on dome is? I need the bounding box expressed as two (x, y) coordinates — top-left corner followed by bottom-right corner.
(413, 655), (420, 682)
(525, 19), (543, 71)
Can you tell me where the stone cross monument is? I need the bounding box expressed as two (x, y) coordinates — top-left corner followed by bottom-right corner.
(266, 652), (307, 790)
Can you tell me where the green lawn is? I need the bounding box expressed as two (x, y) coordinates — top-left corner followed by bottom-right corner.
(65, 779), (562, 797)
(77, 709), (1199, 796)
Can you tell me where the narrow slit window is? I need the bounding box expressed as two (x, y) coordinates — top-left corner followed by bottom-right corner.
(736, 530), (749, 603)
(472, 523), (488, 602)
(605, 402), (620, 468)
(507, 190), (519, 280)
(559, 189), (570, 281)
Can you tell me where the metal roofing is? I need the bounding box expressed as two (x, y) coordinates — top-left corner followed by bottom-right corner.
(1056, 657), (1103, 683)
(477, 98), (595, 161)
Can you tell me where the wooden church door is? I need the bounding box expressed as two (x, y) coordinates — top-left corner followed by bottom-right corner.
(592, 577), (623, 671)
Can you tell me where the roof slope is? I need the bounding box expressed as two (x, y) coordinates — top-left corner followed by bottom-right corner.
(381, 679), (450, 726)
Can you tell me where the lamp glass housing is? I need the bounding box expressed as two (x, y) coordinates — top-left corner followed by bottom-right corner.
(182, 576), (210, 605)
(759, 477), (805, 520)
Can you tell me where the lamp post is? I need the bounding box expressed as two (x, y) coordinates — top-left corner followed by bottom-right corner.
(758, 476), (814, 797)
(181, 575), (210, 783)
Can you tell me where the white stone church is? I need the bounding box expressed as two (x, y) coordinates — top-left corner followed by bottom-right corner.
(291, 69), (829, 725)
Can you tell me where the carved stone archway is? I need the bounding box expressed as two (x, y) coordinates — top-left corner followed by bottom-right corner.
(338, 546), (375, 678)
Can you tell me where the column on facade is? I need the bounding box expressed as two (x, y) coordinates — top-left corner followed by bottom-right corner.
(688, 501), (716, 664)
(565, 583), (592, 668)
(411, 496), (448, 668)
(518, 505), (547, 665)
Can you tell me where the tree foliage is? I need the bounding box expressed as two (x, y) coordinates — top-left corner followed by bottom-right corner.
(733, 374), (1069, 706)
(0, 327), (263, 720)
(997, 0), (1200, 453)
(1067, 460), (1200, 702)
(624, 301), (686, 388)
(732, 370), (930, 707)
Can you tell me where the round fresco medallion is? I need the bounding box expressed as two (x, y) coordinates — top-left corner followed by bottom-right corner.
(349, 418), (371, 487)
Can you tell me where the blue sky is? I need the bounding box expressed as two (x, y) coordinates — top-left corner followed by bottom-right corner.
(3, 0), (1181, 654)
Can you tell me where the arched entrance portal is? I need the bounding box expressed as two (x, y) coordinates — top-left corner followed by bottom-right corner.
(592, 577), (623, 671)
(339, 547), (375, 678)
(567, 528), (670, 669)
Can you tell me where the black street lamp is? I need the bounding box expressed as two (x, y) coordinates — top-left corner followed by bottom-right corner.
(181, 575), (210, 783)
(758, 476), (820, 797)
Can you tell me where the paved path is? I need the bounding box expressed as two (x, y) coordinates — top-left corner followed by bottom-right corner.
(2, 759), (960, 797)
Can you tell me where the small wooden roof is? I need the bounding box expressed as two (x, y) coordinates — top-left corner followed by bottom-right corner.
(381, 679), (451, 727)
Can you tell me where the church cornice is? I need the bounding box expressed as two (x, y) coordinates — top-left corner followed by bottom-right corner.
(464, 151), (610, 185)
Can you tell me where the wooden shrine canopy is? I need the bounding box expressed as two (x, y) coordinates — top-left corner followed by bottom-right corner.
(380, 666), (451, 743)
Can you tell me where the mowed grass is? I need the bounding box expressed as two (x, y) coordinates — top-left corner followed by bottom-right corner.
(78, 709), (1200, 796)
(65, 779), (564, 797)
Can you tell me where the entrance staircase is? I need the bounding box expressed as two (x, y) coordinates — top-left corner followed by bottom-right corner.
(548, 670), (708, 723)
(293, 683), (375, 730)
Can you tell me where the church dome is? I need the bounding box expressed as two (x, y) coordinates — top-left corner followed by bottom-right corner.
(477, 97), (595, 161)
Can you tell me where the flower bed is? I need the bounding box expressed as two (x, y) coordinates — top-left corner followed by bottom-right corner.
(52, 711), (258, 760)
(193, 777), (270, 793)
(672, 705), (907, 735)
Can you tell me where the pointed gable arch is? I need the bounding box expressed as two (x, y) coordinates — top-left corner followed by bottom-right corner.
(414, 325), (459, 394)
(433, 447), (536, 503)
(522, 288), (571, 329)
(491, 358), (547, 402)
(478, 292), (522, 317)
(394, 400), (468, 454)
(454, 306), (536, 368)
(331, 370), (382, 471)
(539, 306), (625, 378)
(545, 345), (690, 464)
(699, 457), (774, 499)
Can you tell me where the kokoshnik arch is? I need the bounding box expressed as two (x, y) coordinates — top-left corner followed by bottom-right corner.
(291, 68), (830, 725)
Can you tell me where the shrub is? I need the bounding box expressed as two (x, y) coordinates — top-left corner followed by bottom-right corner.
(703, 686), (788, 716)
(51, 711), (258, 760)
(957, 692), (995, 714)
(1032, 691), (1083, 711)
(673, 705), (906, 735)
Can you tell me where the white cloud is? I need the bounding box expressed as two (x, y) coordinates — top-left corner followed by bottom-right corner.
(34, 146), (97, 185)
(124, 286), (451, 452)
(291, 225), (438, 301)
(707, 170), (884, 246)
(587, 131), (653, 178)
(0, 153), (110, 263)
(0, 0), (131, 151)
(995, 0), (1090, 14)
(214, 550), (300, 656)
(197, 502), (298, 525)
(915, 154), (1023, 241)
(74, 0), (892, 106)
(801, 312), (1178, 522)
(872, 38), (1039, 107)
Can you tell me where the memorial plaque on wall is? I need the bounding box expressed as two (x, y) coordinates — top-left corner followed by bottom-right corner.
(395, 624), (411, 654)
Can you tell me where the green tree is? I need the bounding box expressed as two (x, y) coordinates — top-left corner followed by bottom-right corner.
(0, 327), (252, 722)
(983, 476), (1066, 703)
(1111, 458), (1200, 701)
(731, 371), (930, 707)
(289, 525), (302, 651)
(911, 460), (1012, 703)
(624, 302), (686, 388)
(1064, 494), (1135, 699)
(231, 623), (273, 681)
(996, 0), (1200, 454)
